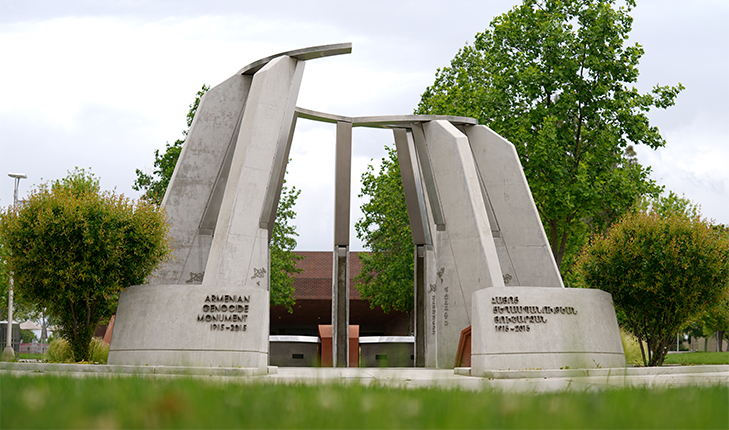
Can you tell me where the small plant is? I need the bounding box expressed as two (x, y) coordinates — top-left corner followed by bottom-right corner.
(45, 337), (108, 363)
(45, 338), (74, 363)
(89, 338), (109, 364)
(621, 329), (645, 366)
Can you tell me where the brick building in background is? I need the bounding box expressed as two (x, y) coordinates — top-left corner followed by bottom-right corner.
(269, 251), (410, 336)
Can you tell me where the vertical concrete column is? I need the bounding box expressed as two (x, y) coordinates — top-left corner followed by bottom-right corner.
(393, 128), (431, 366)
(393, 129), (429, 245)
(411, 124), (440, 368)
(203, 56), (305, 289)
(421, 120), (505, 368)
(464, 125), (563, 288)
(332, 120), (352, 367)
(414, 245), (426, 367)
(152, 74), (252, 285)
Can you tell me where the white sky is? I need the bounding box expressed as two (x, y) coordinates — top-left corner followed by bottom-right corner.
(1, 0), (727, 251)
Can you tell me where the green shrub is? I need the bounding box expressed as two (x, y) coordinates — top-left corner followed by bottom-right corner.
(45, 337), (108, 363)
(621, 329), (645, 366)
(45, 338), (74, 363)
(576, 209), (729, 366)
(89, 338), (109, 364)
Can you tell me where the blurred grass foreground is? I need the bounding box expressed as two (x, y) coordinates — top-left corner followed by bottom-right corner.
(1, 374), (727, 429)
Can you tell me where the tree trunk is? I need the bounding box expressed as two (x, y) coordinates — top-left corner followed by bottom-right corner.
(717, 331), (725, 352)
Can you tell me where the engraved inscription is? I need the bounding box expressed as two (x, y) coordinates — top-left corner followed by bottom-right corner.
(491, 296), (578, 333)
(431, 294), (436, 335)
(437, 267), (449, 326)
(197, 294), (250, 332)
(185, 272), (204, 284)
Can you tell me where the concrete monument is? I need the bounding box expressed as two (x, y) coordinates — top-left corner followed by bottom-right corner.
(109, 43), (624, 372)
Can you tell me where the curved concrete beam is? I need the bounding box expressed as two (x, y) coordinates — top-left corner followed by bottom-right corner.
(238, 43), (352, 75)
(294, 106), (477, 129)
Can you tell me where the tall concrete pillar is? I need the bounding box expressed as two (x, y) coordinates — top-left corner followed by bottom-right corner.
(393, 128), (431, 367)
(151, 74), (253, 285)
(420, 120), (505, 368)
(332, 120), (352, 367)
(464, 125), (563, 288)
(203, 56), (305, 289)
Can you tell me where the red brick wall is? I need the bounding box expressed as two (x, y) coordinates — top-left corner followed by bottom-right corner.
(270, 251), (410, 336)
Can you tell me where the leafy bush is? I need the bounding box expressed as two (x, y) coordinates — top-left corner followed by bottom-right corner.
(0, 169), (170, 362)
(576, 209), (729, 366)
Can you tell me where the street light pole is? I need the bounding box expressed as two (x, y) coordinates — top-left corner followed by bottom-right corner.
(3, 172), (26, 361)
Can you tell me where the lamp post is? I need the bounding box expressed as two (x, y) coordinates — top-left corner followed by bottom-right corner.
(3, 172), (26, 361)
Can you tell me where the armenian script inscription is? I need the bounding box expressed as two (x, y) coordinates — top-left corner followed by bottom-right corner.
(491, 296), (577, 333)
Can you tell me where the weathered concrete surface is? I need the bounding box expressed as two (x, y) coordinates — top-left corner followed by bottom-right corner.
(108, 285), (269, 368)
(152, 74), (252, 285)
(203, 56), (304, 289)
(464, 125), (563, 288)
(471, 287), (625, 374)
(422, 120), (505, 368)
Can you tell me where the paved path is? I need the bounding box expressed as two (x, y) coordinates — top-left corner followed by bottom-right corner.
(2, 362), (728, 392)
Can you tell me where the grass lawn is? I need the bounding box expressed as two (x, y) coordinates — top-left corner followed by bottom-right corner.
(1, 374), (727, 429)
(663, 351), (729, 365)
(18, 353), (44, 360)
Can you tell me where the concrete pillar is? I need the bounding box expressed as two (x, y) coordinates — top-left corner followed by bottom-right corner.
(414, 245), (426, 367)
(151, 74), (253, 285)
(421, 120), (505, 368)
(332, 120), (352, 367)
(393, 128), (432, 366)
(464, 125), (563, 288)
(332, 246), (350, 367)
(203, 56), (305, 289)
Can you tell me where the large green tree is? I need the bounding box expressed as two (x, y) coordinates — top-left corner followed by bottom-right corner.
(269, 180), (303, 312)
(134, 85), (302, 311)
(416, 0), (682, 273)
(575, 201), (729, 366)
(355, 146), (414, 314)
(0, 169), (171, 361)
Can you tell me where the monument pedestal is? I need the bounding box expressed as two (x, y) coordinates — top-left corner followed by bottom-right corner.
(108, 285), (268, 372)
(471, 287), (625, 375)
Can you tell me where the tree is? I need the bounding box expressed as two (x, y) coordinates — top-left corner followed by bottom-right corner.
(134, 85), (303, 310)
(416, 0), (682, 273)
(575, 203), (729, 366)
(355, 145), (414, 314)
(1, 246), (43, 324)
(699, 295), (729, 352)
(0, 169), (170, 361)
(269, 181), (303, 312)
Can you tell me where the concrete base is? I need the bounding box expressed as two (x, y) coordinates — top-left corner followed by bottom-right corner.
(4, 363), (726, 392)
(471, 287), (625, 374)
(269, 336), (320, 367)
(108, 284), (269, 369)
(360, 336), (414, 367)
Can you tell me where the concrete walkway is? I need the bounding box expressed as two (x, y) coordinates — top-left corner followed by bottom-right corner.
(2, 362), (728, 392)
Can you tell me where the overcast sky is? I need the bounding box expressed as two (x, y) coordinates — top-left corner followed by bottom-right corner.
(1, 0), (727, 251)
